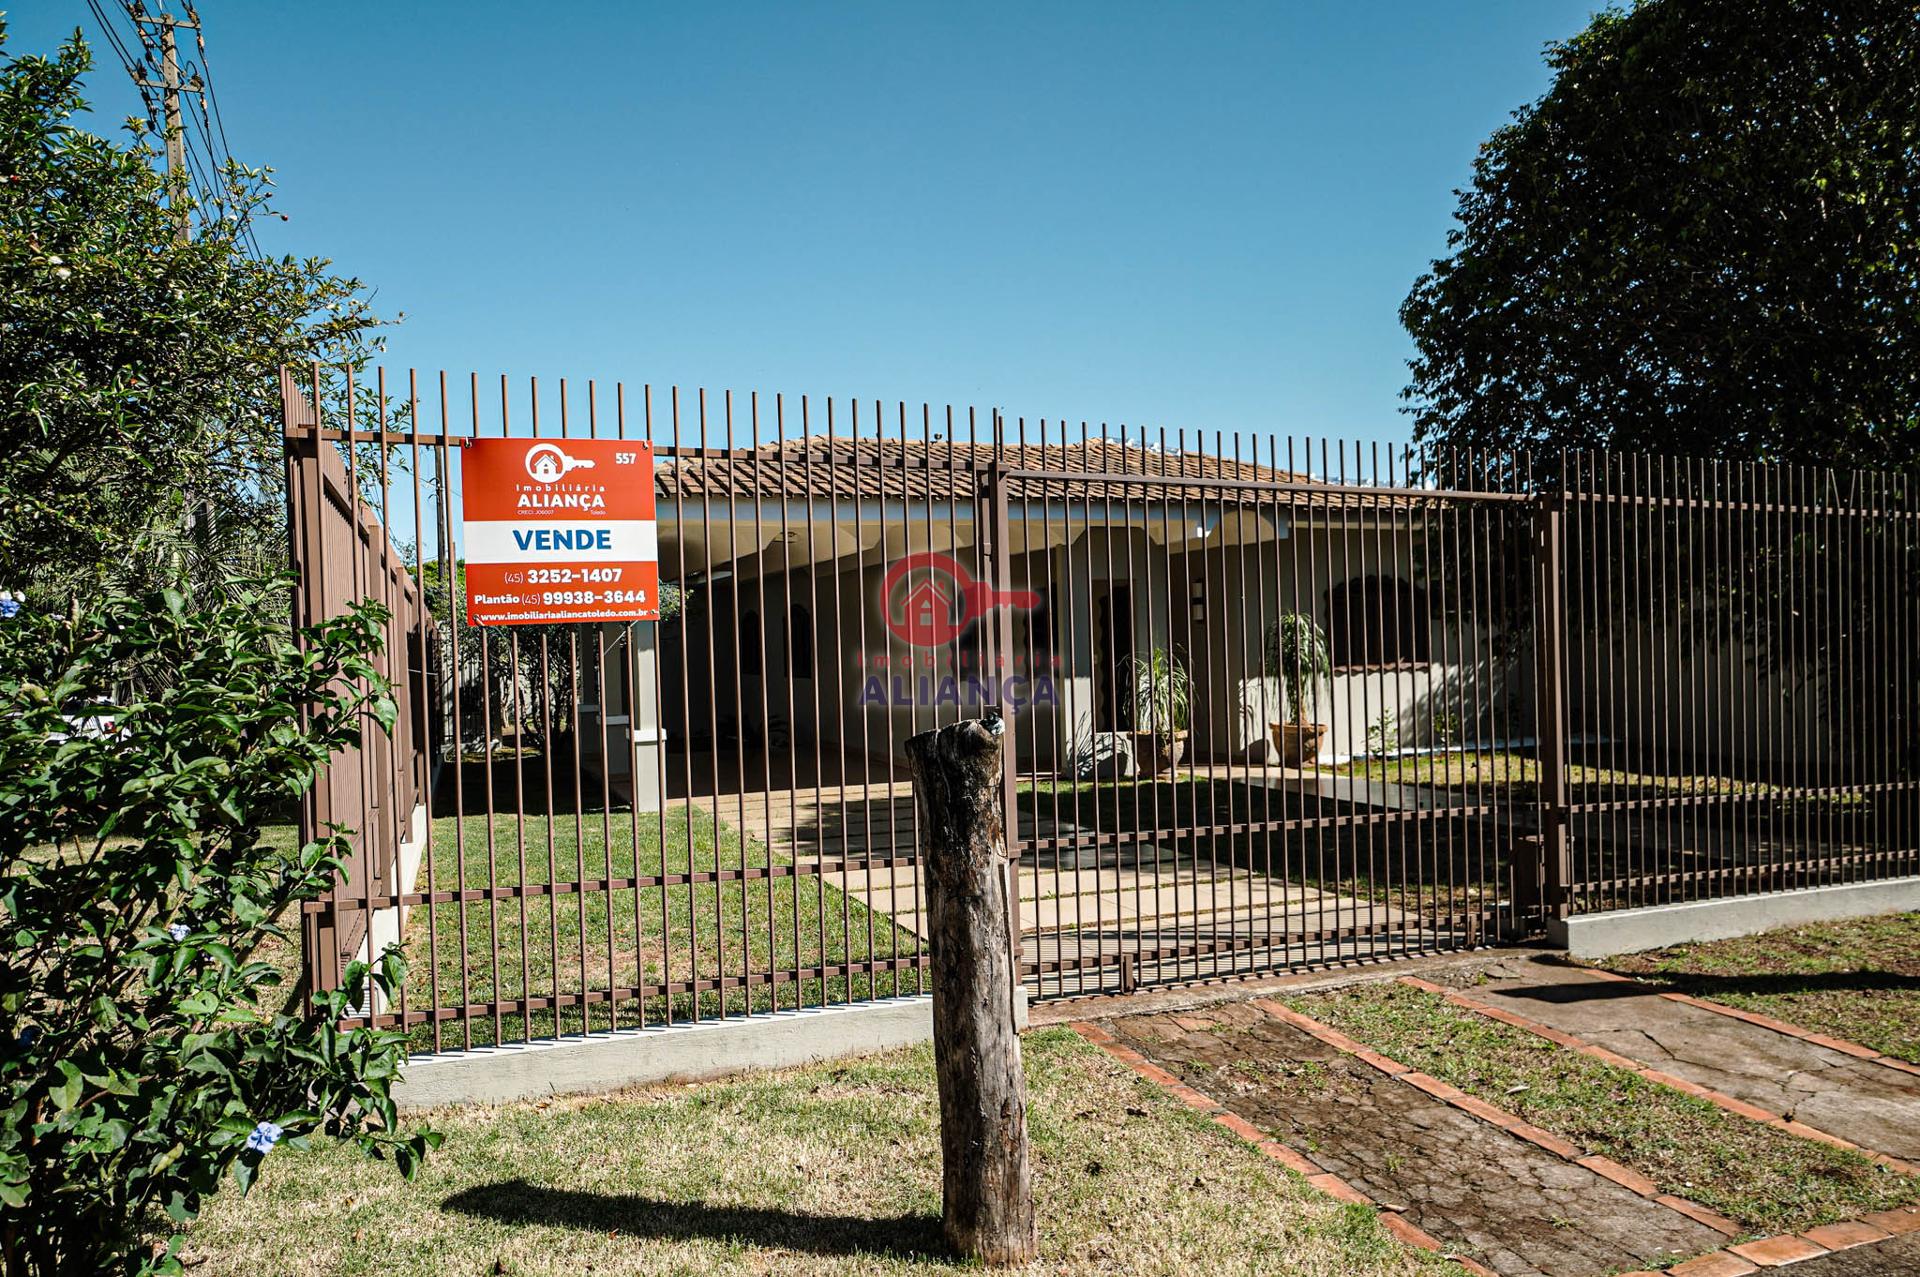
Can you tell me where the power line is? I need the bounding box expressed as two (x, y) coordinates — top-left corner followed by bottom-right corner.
(92, 1), (261, 256)
(182, 3), (263, 256)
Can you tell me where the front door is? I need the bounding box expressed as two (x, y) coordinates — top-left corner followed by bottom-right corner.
(1095, 584), (1135, 731)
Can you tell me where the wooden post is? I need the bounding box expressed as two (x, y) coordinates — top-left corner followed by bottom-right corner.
(906, 713), (1037, 1267)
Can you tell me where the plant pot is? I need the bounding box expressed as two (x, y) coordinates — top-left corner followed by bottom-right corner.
(1270, 720), (1326, 767)
(1130, 730), (1187, 777)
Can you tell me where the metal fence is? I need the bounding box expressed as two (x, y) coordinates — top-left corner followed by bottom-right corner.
(281, 366), (1920, 1050)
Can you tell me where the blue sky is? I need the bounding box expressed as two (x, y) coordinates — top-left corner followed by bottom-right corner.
(19, 1), (1599, 449)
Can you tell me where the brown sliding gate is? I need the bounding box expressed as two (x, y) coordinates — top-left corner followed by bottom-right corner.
(283, 366), (1919, 1050)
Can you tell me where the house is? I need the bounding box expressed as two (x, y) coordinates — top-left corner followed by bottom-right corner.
(578, 436), (1517, 801)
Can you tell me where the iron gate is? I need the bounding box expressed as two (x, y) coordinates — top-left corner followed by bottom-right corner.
(282, 366), (1919, 1050)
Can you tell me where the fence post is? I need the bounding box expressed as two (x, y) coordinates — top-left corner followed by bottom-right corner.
(1532, 500), (1572, 923)
(906, 713), (1038, 1268)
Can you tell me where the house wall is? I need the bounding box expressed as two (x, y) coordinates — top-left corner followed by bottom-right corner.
(1570, 624), (1837, 778)
(1183, 522), (1518, 765)
(664, 512), (1533, 779)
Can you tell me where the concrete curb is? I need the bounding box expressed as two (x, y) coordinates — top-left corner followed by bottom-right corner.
(1549, 877), (1920, 959)
(395, 992), (1025, 1108)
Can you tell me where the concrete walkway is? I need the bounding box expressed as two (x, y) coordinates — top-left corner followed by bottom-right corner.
(1085, 957), (1920, 1276)
(1429, 953), (1920, 1164)
(1106, 1000), (1723, 1276)
(688, 777), (1416, 998)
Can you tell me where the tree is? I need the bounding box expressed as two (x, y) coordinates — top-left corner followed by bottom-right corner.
(0, 578), (436, 1275)
(0, 23), (392, 603)
(1401, 0), (1920, 471)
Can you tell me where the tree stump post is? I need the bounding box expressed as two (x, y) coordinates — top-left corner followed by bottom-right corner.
(905, 713), (1037, 1267)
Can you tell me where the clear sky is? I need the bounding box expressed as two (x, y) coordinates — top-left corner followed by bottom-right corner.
(18, 1), (1600, 449)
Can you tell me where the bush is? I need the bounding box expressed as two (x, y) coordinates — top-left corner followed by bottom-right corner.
(0, 579), (437, 1275)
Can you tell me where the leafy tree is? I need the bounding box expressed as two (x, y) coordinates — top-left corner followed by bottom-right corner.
(0, 23), (393, 604)
(0, 578), (437, 1275)
(1402, 0), (1920, 471)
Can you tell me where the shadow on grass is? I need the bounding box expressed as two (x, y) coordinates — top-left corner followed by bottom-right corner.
(441, 1179), (954, 1262)
(1501, 968), (1920, 1005)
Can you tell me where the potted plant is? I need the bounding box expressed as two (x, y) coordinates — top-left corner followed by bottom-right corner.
(1121, 646), (1192, 776)
(1264, 613), (1331, 766)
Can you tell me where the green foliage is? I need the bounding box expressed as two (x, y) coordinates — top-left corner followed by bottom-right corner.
(1402, 0), (1920, 470)
(0, 578), (438, 1275)
(1121, 645), (1191, 735)
(1263, 614), (1331, 725)
(1365, 710), (1398, 760)
(0, 23), (394, 604)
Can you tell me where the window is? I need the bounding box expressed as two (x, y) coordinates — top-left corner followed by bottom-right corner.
(787, 603), (814, 673)
(1325, 576), (1429, 669)
(742, 610), (762, 676)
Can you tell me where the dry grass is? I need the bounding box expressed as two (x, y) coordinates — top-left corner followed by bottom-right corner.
(182, 1028), (1462, 1277)
(1603, 912), (1920, 1064)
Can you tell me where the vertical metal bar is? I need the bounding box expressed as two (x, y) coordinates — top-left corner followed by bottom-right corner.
(749, 391), (777, 1012)
(774, 393), (802, 1009)
(403, 370), (441, 1050)
(458, 377), (499, 1044)
(589, 382), (617, 1027)
(671, 386), (700, 1021)
(799, 395), (827, 1006)
(495, 375), (531, 1042)
(989, 447), (1022, 969)
(826, 397), (853, 1007)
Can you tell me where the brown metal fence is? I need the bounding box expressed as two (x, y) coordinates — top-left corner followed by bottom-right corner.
(282, 373), (431, 998)
(282, 365), (1920, 1049)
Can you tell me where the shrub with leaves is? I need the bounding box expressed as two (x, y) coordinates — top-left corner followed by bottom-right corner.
(0, 579), (437, 1275)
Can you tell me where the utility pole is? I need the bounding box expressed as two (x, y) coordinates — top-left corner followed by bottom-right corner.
(131, 6), (201, 243)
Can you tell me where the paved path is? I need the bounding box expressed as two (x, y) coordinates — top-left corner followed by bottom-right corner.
(1108, 1001), (1722, 1276)
(1433, 953), (1920, 1163)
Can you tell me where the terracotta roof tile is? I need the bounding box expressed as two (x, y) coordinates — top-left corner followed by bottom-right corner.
(659, 438), (1403, 508)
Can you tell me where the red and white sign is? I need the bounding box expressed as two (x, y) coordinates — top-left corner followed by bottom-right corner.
(461, 438), (659, 626)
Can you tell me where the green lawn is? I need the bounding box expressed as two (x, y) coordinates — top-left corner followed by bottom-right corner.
(1287, 982), (1920, 1236)
(397, 805), (922, 1052)
(1332, 749), (1878, 817)
(181, 1029), (1463, 1277)
(1602, 912), (1920, 1064)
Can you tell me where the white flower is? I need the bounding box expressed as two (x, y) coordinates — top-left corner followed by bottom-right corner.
(244, 1121), (284, 1155)
(53, 267), (71, 280)
(168, 923), (190, 941)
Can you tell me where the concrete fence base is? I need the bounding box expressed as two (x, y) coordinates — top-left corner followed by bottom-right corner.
(1549, 876), (1920, 960)
(394, 990), (1030, 1109)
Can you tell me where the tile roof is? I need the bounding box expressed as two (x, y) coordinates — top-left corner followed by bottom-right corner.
(659, 438), (1403, 508)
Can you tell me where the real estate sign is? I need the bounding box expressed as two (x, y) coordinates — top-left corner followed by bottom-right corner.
(461, 438), (659, 625)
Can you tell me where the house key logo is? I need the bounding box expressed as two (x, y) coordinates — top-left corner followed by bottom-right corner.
(880, 552), (1039, 648)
